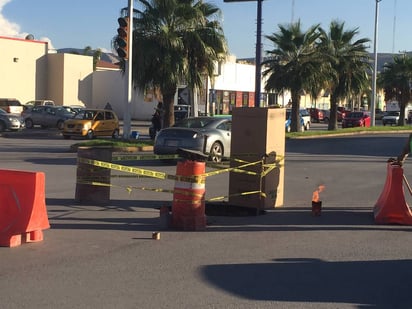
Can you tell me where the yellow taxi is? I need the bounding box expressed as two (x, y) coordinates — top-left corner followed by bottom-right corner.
(62, 109), (119, 139)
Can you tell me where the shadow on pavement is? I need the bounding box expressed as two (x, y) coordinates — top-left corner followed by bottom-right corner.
(200, 257), (412, 308)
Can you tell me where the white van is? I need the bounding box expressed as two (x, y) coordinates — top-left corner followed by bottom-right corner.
(0, 98), (24, 114)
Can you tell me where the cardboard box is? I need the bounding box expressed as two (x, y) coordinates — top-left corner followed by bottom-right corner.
(228, 107), (285, 209)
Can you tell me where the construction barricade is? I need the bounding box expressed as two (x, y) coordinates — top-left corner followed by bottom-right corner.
(75, 149), (282, 231)
(171, 159), (206, 231)
(374, 162), (412, 225)
(0, 169), (50, 247)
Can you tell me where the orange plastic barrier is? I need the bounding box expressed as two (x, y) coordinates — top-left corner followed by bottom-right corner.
(374, 163), (412, 225)
(171, 160), (206, 231)
(0, 169), (50, 247)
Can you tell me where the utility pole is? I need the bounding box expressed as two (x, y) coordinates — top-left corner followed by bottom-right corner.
(123, 0), (134, 139)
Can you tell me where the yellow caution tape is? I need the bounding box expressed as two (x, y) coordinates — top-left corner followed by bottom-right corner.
(78, 157), (205, 184)
(112, 154), (179, 161)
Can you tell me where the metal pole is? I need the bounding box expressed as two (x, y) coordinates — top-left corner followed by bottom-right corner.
(254, 0), (262, 107)
(123, 0), (134, 139)
(371, 0), (382, 127)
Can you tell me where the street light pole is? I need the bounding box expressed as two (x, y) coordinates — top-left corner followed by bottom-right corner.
(371, 0), (382, 127)
(254, 0), (263, 107)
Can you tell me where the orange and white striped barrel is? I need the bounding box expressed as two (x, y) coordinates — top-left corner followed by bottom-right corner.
(171, 160), (206, 231)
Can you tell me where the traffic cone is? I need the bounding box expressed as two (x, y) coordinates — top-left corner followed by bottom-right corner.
(374, 163), (412, 225)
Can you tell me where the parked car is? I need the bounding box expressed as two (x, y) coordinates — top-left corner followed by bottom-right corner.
(62, 105), (84, 115)
(341, 111), (371, 128)
(375, 108), (385, 121)
(174, 105), (191, 122)
(62, 109), (119, 139)
(0, 109), (25, 132)
(154, 116), (232, 162)
(285, 110), (305, 132)
(321, 109), (344, 123)
(299, 109), (311, 130)
(22, 105), (75, 129)
(25, 100), (55, 107)
(337, 106), (351, 119)
(382, 111), (404, 126)
(62, 105), (82, 116)
(309, 108), (324, 123)
(0, 98), (23, 115)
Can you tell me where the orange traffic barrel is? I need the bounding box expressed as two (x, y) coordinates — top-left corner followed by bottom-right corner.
(171, 160), (206, 231)
(374, 163), (412, 225)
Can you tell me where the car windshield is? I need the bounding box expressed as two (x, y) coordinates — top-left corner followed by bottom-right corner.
(74, 110), (96, 120)
(347, 112), (364, 119)
(386, 111), (400, 116)
(174, 118), (216, 128)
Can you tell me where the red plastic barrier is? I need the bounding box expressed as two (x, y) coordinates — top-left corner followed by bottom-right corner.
(374, 163), (412, 225)
(0, 169), (50, 247)
(171, 160), (206, 231)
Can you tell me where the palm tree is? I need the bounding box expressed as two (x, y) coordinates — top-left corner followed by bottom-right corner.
(262, 20), (325, 132)
(378, 54), (412, 126)
(318, 21), (371, 130)
(130, 0), (227, 127)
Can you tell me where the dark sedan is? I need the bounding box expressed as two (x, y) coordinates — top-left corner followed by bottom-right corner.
(154, 116), (231, 162)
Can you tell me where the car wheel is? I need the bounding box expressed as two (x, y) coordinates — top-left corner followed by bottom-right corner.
(209, 142), (223, 163)
(86, 129), (94, 139)
(25, 118), (33, 129)
(57, 120), (64, 130)
(112, 129), (119, 139)
(0, 121), (5, 132)
(324, 117), (329, 123)
(63, 135), (70, 140)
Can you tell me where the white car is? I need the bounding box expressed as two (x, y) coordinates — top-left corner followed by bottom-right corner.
(286, 109), (310, 131)
(300, 109), (311, 130)
(382, 111), (402, 126)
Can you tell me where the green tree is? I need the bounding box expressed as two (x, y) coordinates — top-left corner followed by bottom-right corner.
(378, 54), (412, 126)
(263, 20), (325, 132)
(318, 21), (371, 130)
(130, 0), (227, 127)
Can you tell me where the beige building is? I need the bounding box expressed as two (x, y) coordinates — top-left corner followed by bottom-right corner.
(1, 35), (294, 120)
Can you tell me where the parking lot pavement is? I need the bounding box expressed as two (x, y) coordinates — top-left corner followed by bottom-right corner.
(1, 133), (412, 308)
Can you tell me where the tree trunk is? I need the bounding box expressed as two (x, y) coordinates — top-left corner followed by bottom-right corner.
(328, 93), (339, 131)
(398, 89), (409, 126)
(162, 92), (176, 128)
(291, 91), (301, 132)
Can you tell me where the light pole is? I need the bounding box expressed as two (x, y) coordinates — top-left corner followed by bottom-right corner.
(371, 0), (382, 127)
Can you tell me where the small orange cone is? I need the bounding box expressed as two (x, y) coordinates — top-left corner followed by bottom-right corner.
(374, 163), (412, 225)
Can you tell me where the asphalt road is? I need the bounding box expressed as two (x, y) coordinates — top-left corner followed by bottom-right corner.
(1, 129), (412, 309)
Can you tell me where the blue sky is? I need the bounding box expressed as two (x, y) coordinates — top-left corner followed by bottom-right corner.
(1, 0), (410, 59)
